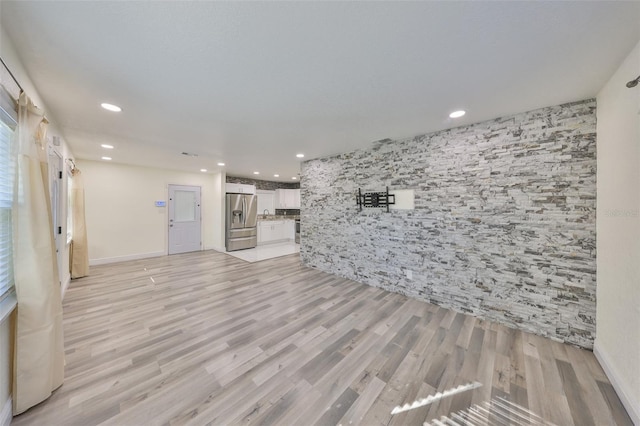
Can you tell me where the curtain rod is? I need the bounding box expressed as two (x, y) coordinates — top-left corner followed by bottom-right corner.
(0, 55), (24, 93)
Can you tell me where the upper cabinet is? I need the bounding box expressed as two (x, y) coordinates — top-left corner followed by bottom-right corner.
(275, 189), (300, 209)
(225, 183), (256, 194)
(293, 189), (300, 209)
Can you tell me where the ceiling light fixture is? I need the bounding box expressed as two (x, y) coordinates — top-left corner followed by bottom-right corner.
(217, 162), (225, 166)
(449, 110), (466, 118)
(253, 171), (260, 175)
(101, 144), (114, 149)
(292, 177), (297, 180)
(200, 169), (207, 172)
(101, 156), (112, 161)
(101, 103), (122, 112)
(296, 153), (305, 158)
(274, 174), (279, 177)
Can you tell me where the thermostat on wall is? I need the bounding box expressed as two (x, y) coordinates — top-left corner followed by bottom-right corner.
(155, 201), (166, 207)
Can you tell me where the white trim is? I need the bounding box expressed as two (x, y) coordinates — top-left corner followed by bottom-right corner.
(61, 275), (71, 300)
(0, 292), (16, 325)
(89, 251), (165, 266)
(205, 245), (226, 253)
(0, 396), (12, 426)
(593, 339), (640, 426)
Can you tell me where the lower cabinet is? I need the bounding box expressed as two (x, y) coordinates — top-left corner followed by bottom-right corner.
(258, 220), (296, 245)
(286, 220), (295, 240)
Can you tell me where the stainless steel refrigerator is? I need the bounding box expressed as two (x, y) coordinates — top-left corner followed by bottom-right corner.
(225, 193), (257, 251)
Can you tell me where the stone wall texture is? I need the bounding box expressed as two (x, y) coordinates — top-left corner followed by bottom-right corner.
(226, 175), (300, 190)
(300, 99), (597, 349)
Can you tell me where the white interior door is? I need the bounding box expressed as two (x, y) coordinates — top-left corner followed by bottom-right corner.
(168, 184), (201, 255)
(48, 147), (63, 285)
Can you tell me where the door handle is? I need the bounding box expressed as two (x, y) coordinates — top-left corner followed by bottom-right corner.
(242, 197), (246, 226)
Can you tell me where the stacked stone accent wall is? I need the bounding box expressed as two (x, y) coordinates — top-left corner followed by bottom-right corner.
(300, 100), (597, 348)
(226, 175), (300, 190)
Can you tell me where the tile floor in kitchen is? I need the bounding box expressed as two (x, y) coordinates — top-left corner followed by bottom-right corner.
(225, 241), (300, 263)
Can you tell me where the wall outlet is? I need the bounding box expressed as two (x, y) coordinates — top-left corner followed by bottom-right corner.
(405, 270), (413, 280)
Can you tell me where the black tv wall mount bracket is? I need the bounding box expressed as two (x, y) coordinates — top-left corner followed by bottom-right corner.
(356, 187), (396, 212)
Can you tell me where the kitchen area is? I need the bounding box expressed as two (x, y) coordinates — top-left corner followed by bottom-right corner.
(224, 177), (300, 262)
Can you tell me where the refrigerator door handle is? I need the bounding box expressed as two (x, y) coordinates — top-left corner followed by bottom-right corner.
(242, 196), (247, 227)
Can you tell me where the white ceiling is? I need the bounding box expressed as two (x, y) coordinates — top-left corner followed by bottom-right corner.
(1, 1), (639, 181)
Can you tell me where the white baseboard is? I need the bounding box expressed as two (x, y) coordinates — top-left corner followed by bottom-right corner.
(89, 251), (165, 266)
(0, 397), (12, 426)
(205, 245), (226, 252)
(593, 339), (640, 425)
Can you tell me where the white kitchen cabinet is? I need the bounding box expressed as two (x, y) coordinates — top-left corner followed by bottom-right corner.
(274, 189), (286, 209)
(258, 221), (281, 244)
(225, 183), (256, 194)
(285, 220), (295, 240)
(293, 189), (300, 209)
(257, 220), (296, 245)
(272, 221), (285, 241)
(275, 189), (301, 209)
(257, 222), (268, 243)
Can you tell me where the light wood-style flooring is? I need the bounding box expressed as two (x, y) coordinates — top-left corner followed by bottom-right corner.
(13, 251), (632, 425)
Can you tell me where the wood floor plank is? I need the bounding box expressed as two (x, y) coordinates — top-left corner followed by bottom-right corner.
(338, 376), (387, 425)
(9, 250), (632, 426)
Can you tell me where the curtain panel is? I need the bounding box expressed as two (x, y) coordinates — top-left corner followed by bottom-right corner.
(70, 169), (89, 278)
(12, 93), (64, 414)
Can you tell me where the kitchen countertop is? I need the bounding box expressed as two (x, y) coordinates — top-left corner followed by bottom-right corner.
(257, 215), (299, 221)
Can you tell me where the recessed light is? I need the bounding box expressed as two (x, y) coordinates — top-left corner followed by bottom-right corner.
(101, 103), (121, 112)
(101, 144), (114, 149)
(296, 153), (305, 158)
(292, 177), (297, 180)
(200, 169), (207, 172)
(101, 156), (112, 161)
(274, 174), (279, 177)
(217, 162), (225, 166)
(449, 110), (466, 118)
(253, 171), (260, 175)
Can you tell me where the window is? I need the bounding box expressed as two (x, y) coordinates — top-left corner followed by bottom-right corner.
(0, 95), (16, 301)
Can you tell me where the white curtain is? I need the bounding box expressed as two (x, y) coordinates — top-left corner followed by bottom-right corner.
(70, 169), (89, 278)
(12, 92), (64, 414)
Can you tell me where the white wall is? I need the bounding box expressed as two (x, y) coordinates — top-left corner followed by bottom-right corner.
(257, 190), (276, 216)
(595, 39), (640, 425)
(1, 24), (77, 421)
(78, 160), (225, 264)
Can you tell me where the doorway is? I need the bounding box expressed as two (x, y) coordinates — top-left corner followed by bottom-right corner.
(168, 184), (201, 255)
(48, 147), (63, 284)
